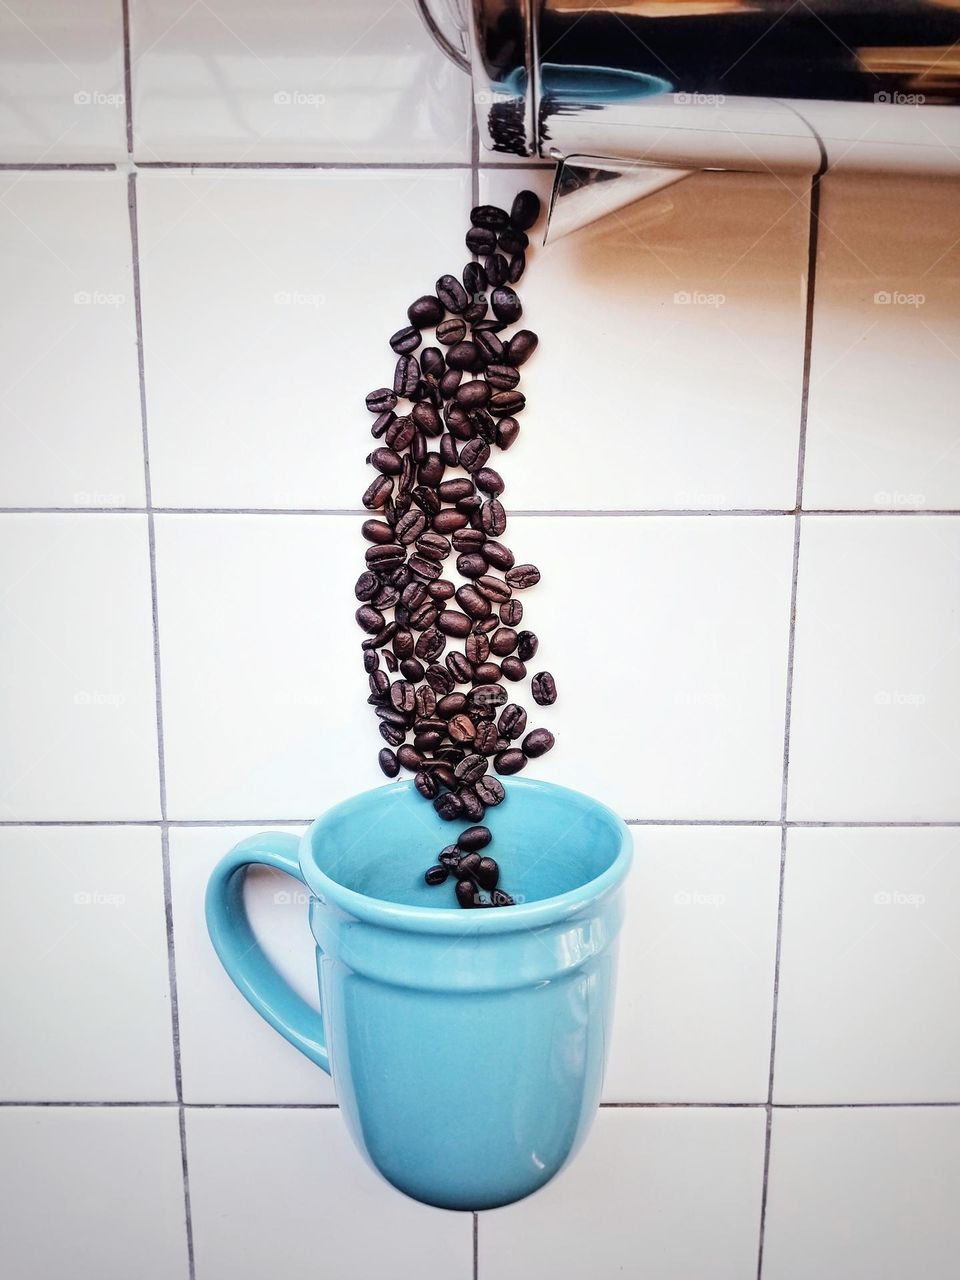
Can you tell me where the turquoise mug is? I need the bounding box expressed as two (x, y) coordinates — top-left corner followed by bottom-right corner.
(205, 777), (632, 1210)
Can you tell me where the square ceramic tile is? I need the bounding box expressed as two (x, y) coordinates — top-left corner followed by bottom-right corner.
(0, 826), (175, 1101)
(169, 825), (336, 1103)
(480, 1107), (766, 1280)
(0, 174), (144, 507)
(130, 0), (472, 163)
(0, 1106), (189, 1280)
(0, 0), (127, 162)
(604, 826), (780, 1103)
(0, 514), (161, 819)
(506, 516), (794, 819)
(137, 168), (470, 508)
(155, 513), (793, 820)
(804, 174), (960, 511)
(155, 514), (388, 819)
(788, 516), (960, 820)
(763, 1107), (960, 1280)
(186, 1108), (472, 1280)
(775, 828), (960, 1103)
(479, 167), (809, 510)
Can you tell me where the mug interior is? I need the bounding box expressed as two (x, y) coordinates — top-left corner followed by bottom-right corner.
(306, 778), (626, 911)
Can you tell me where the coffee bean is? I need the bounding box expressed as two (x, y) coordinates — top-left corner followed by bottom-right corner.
(366, 387), (397, 413)
(390, 680), (416, 714)
(472, 662), (502, 686)
(464, 632), (490, 665)
(454, 753), (487, 784)
(437, 273), (469, 313)
(491, 888), (515, 907)
(433, 509), (469, 534)
(437, 316), (466, 346)
(471, 204), (509, 230)
(356, 605), (385, 635)
(475, 775), (506, 806)
(390, 324), (421, 354)
(484, 364), (521, 392)
(474, 574), (510, 603)
(439, 434), (460, 467)
(385, 415), (416, 451)
(455, 878), (478, 908)
(436, 792), (464, 821)
(393, 628), (414, 658)
(500, 656), (525, 681)
(474, 720), (499, 754)
(438, 610), (472, 639)
(531, 671), (557, 705)
(420, 346), (445, 377)
(438, 844), (461, 869)
(393, 355), (420, 398)
(475, 467), (504, 496)
(436, 692), (467, 719)
(384, 651), (400, 672)
(483, 252), (509, 288)
(499, 599), (523, 628)
(465, 226), (496, 255)
(490, 390), (525, 416)
(397, 744), (422, 771)
(505, 563), (540, 589)
(401, 657), (425, 682)
(371, 409), (396, 438)
(429, 579), (456, 600)
(416, 530), (450, 562)
(498, 226), (528, 254)
(446, 651), (473, 684)
(417, 454), (445, 489)
(456, 380), (491, 409)
(378, 747), (399, 777)
(517, 630), (538, 661)
(463, 261), (487, 295)
(453, 527), (486, 551)
(490, 285), (521, 323)
(412, 402), (442, 436)
(479, 499), (506, 536)
(410, 602), (438, 630)
(355, 570), (380, 601)
(524, 728), (555, 759)
(396, 510), (426, 545)
(439, 368), (462, 399)
(509, 251), (526, 283)
(435, 478), (472, 505)
(481, 540), (513, 571)
(459, 439), (491, 473)
(455, 584), (491, 620)
(489, 627), (518, 657)
(448, 713), (476, 742)
(505, 329), (538, 366)
(362, 475), (393, 509)
(425, 664), (454, 695)
(496, 417), (520, 449)
(415, 626), (445, 661)
(476, 856), (499, 890)
(498, 703), (527, 739)
(408, 295), (443, 327)
(424, 863), (448, 885)
(364, 650), (380, 674)
(458, 825), (492, 852)
(510, 189), (541, 231)
(379, 720), (405, 747)
(471, 683), (508, 712)
(365, 544), (403, 571)
(494, 747), (527, 775)
(446, 341), (481, 371)
(409, 554), (442, 582)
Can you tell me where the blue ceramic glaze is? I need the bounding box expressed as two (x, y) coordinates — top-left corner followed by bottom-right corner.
(205, 777), (632, 1210)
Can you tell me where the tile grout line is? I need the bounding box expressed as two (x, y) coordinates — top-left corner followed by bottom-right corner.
(0, 161), (550, 172)
(127, 155), (196, 1279)
(4, 506), (960, 517)
(473, 1211), (479, 1280)
(4, 1099), (960, 1109)
(121, 0), (134, 156)
(3, 817), (960, 828)
(756, 169), (821, 1280)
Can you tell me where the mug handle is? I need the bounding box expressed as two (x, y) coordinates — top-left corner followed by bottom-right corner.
(205, 832), (330, 1074)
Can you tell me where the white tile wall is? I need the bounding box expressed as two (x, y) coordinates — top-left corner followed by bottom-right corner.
(2, 2), (960, 1278)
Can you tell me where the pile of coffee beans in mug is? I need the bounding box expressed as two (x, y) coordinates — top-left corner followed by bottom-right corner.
(356, 190), (557, 907)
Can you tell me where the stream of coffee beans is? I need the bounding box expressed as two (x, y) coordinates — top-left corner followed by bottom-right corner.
(356, 190), (557, 908)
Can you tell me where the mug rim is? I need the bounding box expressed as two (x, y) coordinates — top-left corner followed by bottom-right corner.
(299, 777), (633, 935)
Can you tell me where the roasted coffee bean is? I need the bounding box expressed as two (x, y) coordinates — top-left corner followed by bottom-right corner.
(463, 260), (487, 295)
(510, 189), (541, 231)
(445, 650), (473, 684)
(456, 552), (487, 580)
(433, 508), (469, 534)
(464, 296), (488, 322)
(473, 328), (504, 362)
(505, 328), (538, 366)
(416, 530), (450, 561)
(439, 367), (463, 399)
(390, 680), (416, 714)
(434, 744), (465, 764)
(429, 579), (456, 600)
(356, 605), (385, 635)
(409, 554), (442, 583)
(491, 888), (515, 907)
(474, 720), (499, 755)
(362, 475), (393, 509)
(417, 454), (445, 489)
(409, 602), (438, 630)
(500, 598), (523, 627)
(367, 621), (397, 649)
(460, 788), (485, 821)
(489, 626), (518, 657)
(464, 632), (490, 665)
(371, 408), (396, 438)
(413, 486), (441, 518)
(448, 713), (476, 742)
(366, 387), (397, 413)
(416, 771), (440, 800)
(375, 703), (407, 726)
(394, 355), (420, 398)
(355, 570), (380, 601)
(362, 519), (395, 546)
(475, 775), (506, 806)
(455, 753), (487, 784)
(523, 728), (555, 759)
(401, 657), (425, 682)
(384, 651), (399, 672)
(471, 662), (502, 686)
(390, 324), (421, 355)
(532, 671), (557, 705)
(476, 857), (499, 891)
(496, 416), (520, 449)
(471, 204), (509, 230)
(475, 468), (505, 496)
(457, 825), (492, 852)
(395, 510), (426, 545)
(369, 447), (403, 476)
(364, 649), (380, 674)
(412, 402), (442, 436)
(456, 584), (491, 620)
(410, 432), (427, 466)
(439, 433), (459, 467)
(498, 703), (527, 739)
(369, 669), (390, 699)
(424, 863), (448, 885)
(436, 692), (467, 719)
(459, 439), (490, 473)
(517, 630), (538, 661)
(438, 610), (472, 639)
(471, 683), (507, 712)
(505, 563), (540, 589)
(378, 747), (400, 778)
(500, 656), (525, 681)
(495, 747), (527, 775)
(490, 285), (521, 323)
(436, 792), (464, 821)
(407, 295), (443, 328)
(446, 341), (480, 371)
(507, 251), (526, 283)
(456, 379), (491, 409)
(483, 252), (509, 288)
(475, 574), (511, 603)
(453, 527), (486, 551)
(455, 877), (478, 908)
(392, 628), (414, 659)
(425, 664), (454, 695)
(484, 363), (521, 391)
(437, 316), (466, 346)
(437, 273), (469, 313)
(438, 844), (461, 869)
(420, 346), (445, 377)
(480, 540), (513, 571)
(498, 225), (528, 254)
(457, 853), (482, 883)
(385, 415), (416, 451)
(479, 499), (506, 536)
(397, 744), (422, 771)
(379, 720), (405, 747)
(465, 225), (496, 255)
(490, 390), (525, 416)
(416, 624), (447, 660)
(414, 731), (444, 753)
(435, 478), (472, 505)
